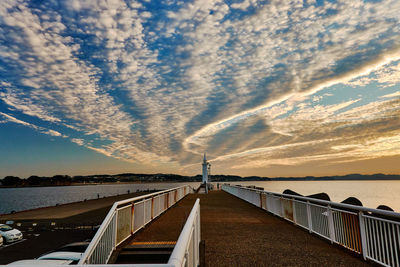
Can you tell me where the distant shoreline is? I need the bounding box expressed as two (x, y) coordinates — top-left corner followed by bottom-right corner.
(0, 181), (168, 189)
(1, 173), (400, 188)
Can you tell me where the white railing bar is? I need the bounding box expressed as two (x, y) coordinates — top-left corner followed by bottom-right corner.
(229, 185), (400, 218)
(117, 205), (132, 211)
(168, 198), (200, 267)
(363, 214), (400, 225)
(378, 220), (383, 264)
(296, 221), (309, 231)
(373, 219), (379, 262)
(307, 201), (330, 210)
(135, 199), (146, 205)
(114, 186), (187, 207)
(79, 185), (192, 265)
(383, 222), (389, 265)
(331, 207), (358, 215)
(365, 218), (376, 258)
(328, 205), (335, 243)
(7, 265), (176, 267)
(394, 224), (399, 267)
(83, 208), (117, 259)
(309, 227), (330, 241)
(366, 256), (391, 267)
(223, 184), (400, 267)
(307, 200), (313, 233)
(116, 233), (131, 247)
(387, 222), (394, 267)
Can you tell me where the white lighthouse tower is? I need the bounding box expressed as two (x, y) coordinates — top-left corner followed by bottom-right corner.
(201, 153), (211, 193)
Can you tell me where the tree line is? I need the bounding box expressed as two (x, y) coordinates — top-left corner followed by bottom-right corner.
(2, 173), (399, 187)
(1, 175), (74, 187)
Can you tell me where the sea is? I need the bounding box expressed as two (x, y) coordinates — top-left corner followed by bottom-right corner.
(0, 180), (399, 215)
(226, 180), (400, 212)
(0, 182), (200, 215)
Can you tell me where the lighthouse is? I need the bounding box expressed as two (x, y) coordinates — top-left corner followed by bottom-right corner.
(202, 153), (210, 183)
(202, 153), (211, 193)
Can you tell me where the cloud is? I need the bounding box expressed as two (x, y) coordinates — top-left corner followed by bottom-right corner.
(192, 95), (400, 172)
(0, 0), (170, 165)
(0, 112), (67, 138)
(0, 112), (38, 128)
(347, 60), (400, 88)
(1, 0), (400, 175)
(45, 129), (63, 137)
(381, 91), (400, 99)
(71, 138), (84, 146)
(180, 0), (400, 157)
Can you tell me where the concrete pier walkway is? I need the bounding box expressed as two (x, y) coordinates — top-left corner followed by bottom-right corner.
(129, 190), (370, 266)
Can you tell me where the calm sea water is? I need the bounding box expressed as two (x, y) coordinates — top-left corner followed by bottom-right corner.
(226, 180), (400, 212)
(0, 182), (200, 214)
(0, 181), (399, 215)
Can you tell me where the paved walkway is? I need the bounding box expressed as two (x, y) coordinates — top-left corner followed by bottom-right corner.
(131, 190), (371, 266)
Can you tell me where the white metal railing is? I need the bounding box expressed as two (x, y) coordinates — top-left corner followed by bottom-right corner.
(168, 198), (201, 267)
(223, 184), (400, 267)
(4, 192), (200, 267)
(79, 185), (192, 265)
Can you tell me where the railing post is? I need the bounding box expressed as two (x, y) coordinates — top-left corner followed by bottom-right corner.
(159, 194), (161, 216)
(151, 197), (154, 220)
(114, 211), (118, 248)
(131, 202), (135, 234)
(327, 205), (336, 243)
(292, 199), (297, 224)
(359, 211), (368, 260)
(143, 200), (146, 226)
(307, 201), (313, 233)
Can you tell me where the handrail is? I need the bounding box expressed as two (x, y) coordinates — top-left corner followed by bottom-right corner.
(168, 198), (201, 267)
(223, 184), (400, 267)
(113, 188), (185, 207)
(5, 188), (199, 267)
(230, 184), (400, 218)
(79, 185), (192, 265)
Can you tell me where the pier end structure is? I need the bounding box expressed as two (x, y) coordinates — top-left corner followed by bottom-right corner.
(201, 153), (211, 194)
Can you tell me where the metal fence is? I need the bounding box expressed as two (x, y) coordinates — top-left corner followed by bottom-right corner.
(168, 198), (201, 267)
(79, 185), (192, 265)
(223, 184), (400, 267)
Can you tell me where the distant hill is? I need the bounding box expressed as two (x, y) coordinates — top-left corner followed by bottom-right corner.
(1, 173), (400, 187)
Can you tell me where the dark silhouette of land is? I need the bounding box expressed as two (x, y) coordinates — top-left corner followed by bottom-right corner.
(1, 173), (400, 188)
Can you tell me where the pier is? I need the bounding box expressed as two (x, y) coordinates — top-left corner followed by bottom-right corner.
(118, 190), (368, 266)
(2, 184), (400, 266)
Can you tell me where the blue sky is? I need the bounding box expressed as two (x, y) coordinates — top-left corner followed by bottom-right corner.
(0, 0), (399, 178)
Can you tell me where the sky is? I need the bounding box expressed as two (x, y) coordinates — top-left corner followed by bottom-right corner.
(0, 0), (399, 178)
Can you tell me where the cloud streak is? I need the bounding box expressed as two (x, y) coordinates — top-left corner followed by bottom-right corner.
(0, 0), (399, 176)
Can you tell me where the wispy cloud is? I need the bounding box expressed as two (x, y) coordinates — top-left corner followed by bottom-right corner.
(0, 112), (37, 128)
(0, 112), (66, 138)
(1, 0), (400, 175)
(381, 91), (400, 99)
(71, 138), (84, 146)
